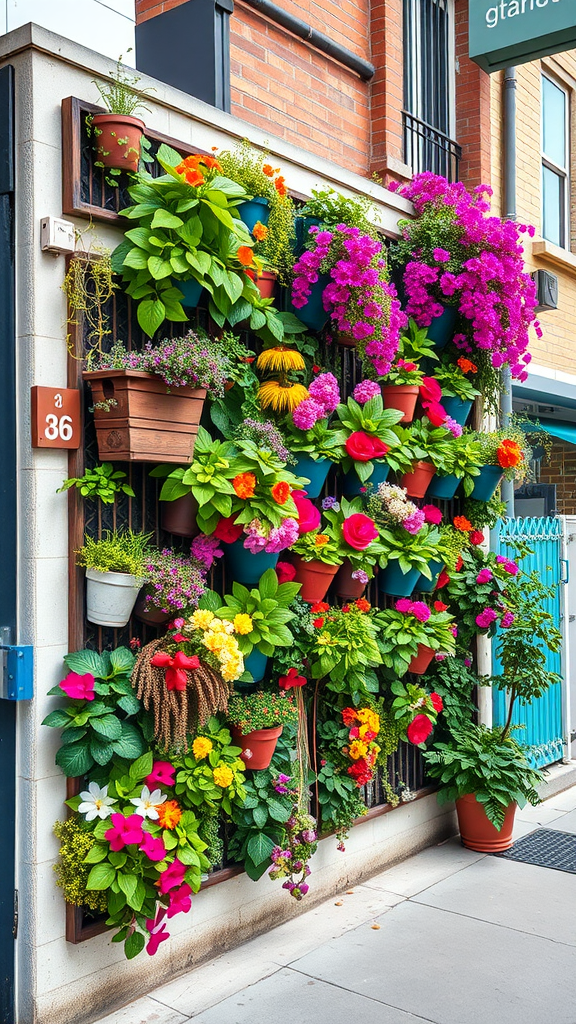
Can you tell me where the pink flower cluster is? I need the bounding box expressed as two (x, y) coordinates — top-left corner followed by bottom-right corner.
(475, 607), (498, 629)
(395, 598), (431, 623)
(403, 509), (426, 535)
(244, 517), (299, 554)
(292, 373), (340, 430)
(496, 555), (519, 575)
(353, 379), (381, 405)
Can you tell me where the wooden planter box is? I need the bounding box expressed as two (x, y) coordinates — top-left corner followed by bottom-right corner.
(83, 369), (206, 463)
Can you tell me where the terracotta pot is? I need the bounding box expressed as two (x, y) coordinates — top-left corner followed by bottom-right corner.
(456, 794), (517, 852)
(84, 369), (206, 463)
(133, 592), (172, 626)
(292, 555), (339, 604)
(334, 559), (367, 600)
(381, 384), (420, 424)
(161, 493), (199, 538)
(408, 644), (435, 675)
(232, 725), (283, 770)
(92, 112), (145, 173)
(254, 271), (277, 300)
(401, 461), (436, 499)
(337, 332), (356, 348)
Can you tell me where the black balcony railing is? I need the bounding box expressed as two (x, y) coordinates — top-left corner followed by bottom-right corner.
(403, 110), (462, 182)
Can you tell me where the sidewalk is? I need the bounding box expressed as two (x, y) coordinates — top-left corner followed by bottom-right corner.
(93, 785), (576, 1024)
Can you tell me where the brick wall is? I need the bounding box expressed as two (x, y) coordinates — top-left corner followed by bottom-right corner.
(538, 440), (576, 515)
(454, 0), (491, 189)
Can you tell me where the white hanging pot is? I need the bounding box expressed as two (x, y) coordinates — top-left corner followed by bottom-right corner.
(85, 569), (144, 627)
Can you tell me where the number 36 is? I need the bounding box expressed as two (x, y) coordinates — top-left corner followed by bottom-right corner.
(45, 414), (73, 441)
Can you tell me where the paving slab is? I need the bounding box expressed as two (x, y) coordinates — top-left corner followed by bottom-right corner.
(412, 855), (576, 944)
(362, 837), (484, 898)
(91, 997), (189, 1024)
(290, 900), (576, 1024)
(549, 807), (576, 834)
(544, 786), (576, 812)
(515, 802), (566, 826)
(191, 967), (433, 1024)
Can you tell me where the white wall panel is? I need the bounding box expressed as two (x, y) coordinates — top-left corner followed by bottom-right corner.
(6, 0), (135, 63)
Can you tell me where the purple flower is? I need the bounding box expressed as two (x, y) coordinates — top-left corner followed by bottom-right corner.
(190, 534), (223, 570)
(308, 372), (340, 414)
(464, 657), (472, 667)
(403, 509), (426, 534)
(501, 611), (515, 628)
(322, 496), (340, 511)
(475, 607), (498, 629)
(445, 416), (463, 438)
(409, 601), (431, 623)
(433, 247), (451, 263)
(292, 398), (326, 431)
(351, 569), (369, 584)
(265, 517), (299, 553)
(353, 380), (381, 405)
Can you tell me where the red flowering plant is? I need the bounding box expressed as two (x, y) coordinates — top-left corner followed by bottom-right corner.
(64, 749), (211, 959)
(332, 393), (403, 486)
(388, 679), (443, 747)
(388, 173), (540, 406)
(308, 603), (382, 704)
(319, 496), (387, 582)
(375, 600), (456, 677)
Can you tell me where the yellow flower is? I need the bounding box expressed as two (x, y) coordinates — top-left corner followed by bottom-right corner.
(256, 346), (306, 373)
(315, 534), (329, 546)
(258, 381), (310, 414)
(348, 740), (368, 761)
(208, 619), (234, 635)
(192, 736), (213, 760)
(203, 632), (226, 654)
(213, 764), (234, 788)
(233, 613), (253, 635)
(357, 709), (380, 733)
(190, 609), (215, 630)
(220, 653), (243, 681)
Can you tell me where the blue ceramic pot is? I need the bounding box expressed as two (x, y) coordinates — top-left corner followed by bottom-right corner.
(427, 304), (458, 350)
(426, 473), (460, 500)
(292, 274), (330, 331)
(441, 396), (474, 426)
(238, 197), (270, 233)
(245, 648), (268, 683)
(292, 215), (322, 255)
(294, 454), (331, 499)
(378, 562), (421, 597)
(226, 541), (279, 585)
(470, 465), (504, 502)
(178, 278), (204, 310)
(344, 461), (389, 497)
(416, 559), (444, 594)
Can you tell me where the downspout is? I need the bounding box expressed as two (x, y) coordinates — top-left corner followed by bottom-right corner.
(501, 66), (517, 518)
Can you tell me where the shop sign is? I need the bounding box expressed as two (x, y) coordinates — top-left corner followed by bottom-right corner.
(31, 386), (81, 448)
(469, 0), (576, 74)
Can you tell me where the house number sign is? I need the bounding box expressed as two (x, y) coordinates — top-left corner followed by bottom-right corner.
(31, 386), (81, 449)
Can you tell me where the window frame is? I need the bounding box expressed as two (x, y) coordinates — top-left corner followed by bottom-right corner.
(541, 70), (570, 250)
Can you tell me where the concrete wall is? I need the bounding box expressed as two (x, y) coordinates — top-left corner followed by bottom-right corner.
(0, 24), (454, 1024)
(3, 0), (135, 63)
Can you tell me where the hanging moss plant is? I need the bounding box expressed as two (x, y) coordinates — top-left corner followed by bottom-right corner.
(53, 819), (108, 913)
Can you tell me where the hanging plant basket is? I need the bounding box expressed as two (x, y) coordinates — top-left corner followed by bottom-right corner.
(408, 644), (435, 675)
(160, 494), (199, 538)
(232, 725), (283, 770)
(92, 113), (145, 173)
(84, 369), (206, 463)
(85, 569), (143, 627)
(456, 794), (517, 852)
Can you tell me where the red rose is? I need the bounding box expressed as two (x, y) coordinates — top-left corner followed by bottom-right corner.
(430, 692), (443, 713)
(407, 714), (433, 745)
(214, 515), (243, 544)
(342, 513), (379, 551)
(276, 561), (296, 584)
(344, 431), (377, 462)
(278, 667), (306, 690)
(420, 377), (443, 404)
(293, 491), (321, 534)
(469, 530), (484, 546)
(424, 401), (447, 427)
(371, 437), (389, 459)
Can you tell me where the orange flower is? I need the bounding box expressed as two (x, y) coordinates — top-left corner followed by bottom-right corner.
(157, 800), (182, 830)
(271, 481), (290, 505)
(274, 175), (287, 197)
(315, 534), (329, 546)
(355, 598), (371, 612)
(177, 155), (202, 171)
(202, 155), (222, 170)
(252, 221), (268, 241)
(233, 472), (257, 499)
(237, 245), (254, 267)
(184, 168), (205, 187)
(457, 357), (478, 374)
(453, 516), (473, 532)
(497, 440), (522, 469)
(262, 163), (275, 177)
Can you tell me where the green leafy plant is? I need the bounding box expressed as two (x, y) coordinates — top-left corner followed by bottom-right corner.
(213, 568), (301, 658)
(375, 601), (456, 676)
(462, 493), (507, 531)
(407, 417), (461, 475)
(429, 431), (484, 493)
(421, 656), (478, 741)
(173, 718), (247, 816)
(378, 524), (443, 579)
(42, 647), (145, 776)
(388, 679), (441, 741)
(151, 427), (239, 535)
(444, 546), (515, 647)
(381, 425), (427, 475)
(476, 427), (532, 482)
(433, 357), (481, 402)
(75, 530), (152, 576)
(308, 604), (382, 703)
(63, 249), (116, 360)
(397, 318), (439, 365)
(299, 187), (378, 235)
(92, 53), (153, 117)
(332, 395), (403, 481)
(291, 529), (342, 566)
(58, 463), (135, 505)
(53, 818), (108, 914)
(228, 741), (294, 879)
(227, 690), (299, 731)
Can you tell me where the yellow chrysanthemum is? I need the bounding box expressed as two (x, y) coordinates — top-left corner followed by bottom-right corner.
(348, 740), (369, 761)
(206, 619), (234, 635)
(203, 632), (227, 654)
(190, 609), (215, 630)
(256, 346), (306, 373)
(258, 381), (310, 413)
(357, 709), (380, 732)
(192, 736), (213, 760)
(213, 764), (234, 788)
(233, 613), (253, 635)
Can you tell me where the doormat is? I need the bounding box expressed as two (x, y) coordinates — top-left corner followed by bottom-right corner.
(495, 828), (576, 873)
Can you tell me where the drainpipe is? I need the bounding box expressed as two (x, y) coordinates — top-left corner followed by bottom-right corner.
(501, 66), (517, 518)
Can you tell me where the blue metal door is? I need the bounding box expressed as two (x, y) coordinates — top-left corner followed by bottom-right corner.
(492, 517), (564, 768)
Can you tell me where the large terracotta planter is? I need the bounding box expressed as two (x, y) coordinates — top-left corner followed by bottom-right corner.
(92, 112), (145, 173)
(456, 794), (517, 852)
(161, 494), (199, 538)
(381, 384), (420, 425)
(84, 369), (206, 463)
(292, 555), (339, 603)
(232, 725), (283, 770)
(408, 644), (435, 675)
(334, 558), (367, 600)
(402, 461), (436, 499)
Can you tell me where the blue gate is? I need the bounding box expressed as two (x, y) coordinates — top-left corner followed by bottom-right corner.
(492, 517), (565, 768)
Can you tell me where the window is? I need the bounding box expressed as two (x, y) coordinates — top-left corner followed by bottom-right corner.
(542, 73), (569, 249)
(403, 0), (461, 181)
